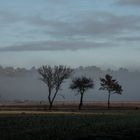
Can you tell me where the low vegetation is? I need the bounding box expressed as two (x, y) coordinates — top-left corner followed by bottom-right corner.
(0, 110), (140, 140)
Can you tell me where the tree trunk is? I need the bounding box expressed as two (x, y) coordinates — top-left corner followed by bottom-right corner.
(79, 93), (83, 110)
(49, 102), (53, 110)
(108, 91), (111, 109)
(47, 88), (59, 110)
(48, 90), (52, 110)
(51, 89), (59, 105)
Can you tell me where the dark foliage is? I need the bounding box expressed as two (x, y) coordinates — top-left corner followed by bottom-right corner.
(99, 74), (123, 109)
(70, 76), (94, 110)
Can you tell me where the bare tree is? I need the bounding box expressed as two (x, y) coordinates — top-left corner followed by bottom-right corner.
(38, 65), (73, 109)
(99, 74), (123, 109)
(70, 76), (94, 110)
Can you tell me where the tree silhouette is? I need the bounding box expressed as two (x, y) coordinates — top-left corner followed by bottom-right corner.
(70, 76), (94, 110)
(99, 74), (123, 109)
(38, 65), (73, 109)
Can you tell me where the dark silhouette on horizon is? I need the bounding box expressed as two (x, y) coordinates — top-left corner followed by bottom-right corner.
(99, 74), (123, 109)
(70, 76), (94, 110)
(38, 65), (73, 109)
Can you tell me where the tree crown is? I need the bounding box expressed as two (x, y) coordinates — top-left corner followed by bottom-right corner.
(38, 65), (73, 90)
(70, 76), (94, 93)
(99, 74), (123, 94)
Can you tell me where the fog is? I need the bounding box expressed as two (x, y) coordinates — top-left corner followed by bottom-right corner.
(0, 66), (140, 102)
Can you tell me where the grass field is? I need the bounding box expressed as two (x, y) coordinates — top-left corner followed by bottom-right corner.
(0, 101), (140, 111)
(0, 109), (140, 140)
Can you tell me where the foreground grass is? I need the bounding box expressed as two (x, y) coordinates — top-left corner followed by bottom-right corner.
(0, 110), (140, 140)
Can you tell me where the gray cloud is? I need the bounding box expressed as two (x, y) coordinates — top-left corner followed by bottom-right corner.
(26, 15), (68, 28)
(0, 40), (115, 51)
(0, 10), (20, 25)
(1, 9), (140, 39)
(117, 36), (140, 42)
(117, 0), (140, 6)
(1, 8), (140, 51)
(25, 12), (140, 38)
(47, 0), (68, 4)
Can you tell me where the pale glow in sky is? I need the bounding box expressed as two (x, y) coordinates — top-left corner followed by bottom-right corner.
(0, 0), (140, 70)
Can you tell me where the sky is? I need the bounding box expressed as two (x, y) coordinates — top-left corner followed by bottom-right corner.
(0, 0), (140, 70)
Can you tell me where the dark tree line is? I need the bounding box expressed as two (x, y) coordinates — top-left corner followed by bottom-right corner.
(38, 65), (123, 110)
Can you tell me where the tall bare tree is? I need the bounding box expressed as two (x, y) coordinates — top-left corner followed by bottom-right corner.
(38, 65), (73, 109)
(70, 76), (94, 110)
(99, 74), (123, 109)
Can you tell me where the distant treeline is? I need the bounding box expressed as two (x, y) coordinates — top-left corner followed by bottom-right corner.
(0, 65), (136, 77)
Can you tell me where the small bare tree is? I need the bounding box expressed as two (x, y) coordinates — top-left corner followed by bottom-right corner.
(99, 74), (123, 109)
(38, 65), (73, 109)
(70, 76), (94, 110)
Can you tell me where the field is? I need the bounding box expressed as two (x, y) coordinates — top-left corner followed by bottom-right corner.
(0, 103), (140, 140)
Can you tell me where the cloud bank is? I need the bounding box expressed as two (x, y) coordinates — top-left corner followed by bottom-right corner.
(117, 0), (140, 6)
(0, 10), (140, 51)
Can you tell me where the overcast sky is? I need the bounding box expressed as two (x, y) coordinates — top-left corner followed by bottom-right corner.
(0, 0), (140, 70)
